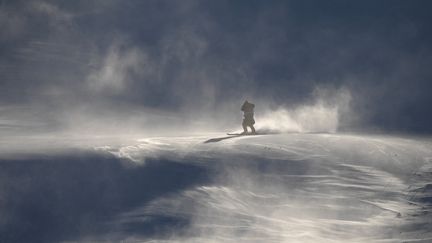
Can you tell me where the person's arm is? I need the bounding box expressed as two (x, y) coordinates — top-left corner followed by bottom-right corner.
(241, 102), (247, 111)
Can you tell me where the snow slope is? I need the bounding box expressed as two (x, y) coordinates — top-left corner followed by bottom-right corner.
(94, 133), (432, 242)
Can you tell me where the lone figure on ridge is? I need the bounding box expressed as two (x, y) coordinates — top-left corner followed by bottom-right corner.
(241, 100), (256, 135)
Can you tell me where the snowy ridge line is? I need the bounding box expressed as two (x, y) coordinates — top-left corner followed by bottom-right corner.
(92, 133), (432, 242)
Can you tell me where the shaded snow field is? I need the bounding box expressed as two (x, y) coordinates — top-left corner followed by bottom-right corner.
(94, 133), (432, 243)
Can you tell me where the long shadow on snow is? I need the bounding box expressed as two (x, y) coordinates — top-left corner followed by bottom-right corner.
(0, 150), (210, 243)
(203, 131), (282, 143)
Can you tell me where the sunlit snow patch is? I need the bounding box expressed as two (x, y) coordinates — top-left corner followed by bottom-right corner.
(98, 133), (432, 242)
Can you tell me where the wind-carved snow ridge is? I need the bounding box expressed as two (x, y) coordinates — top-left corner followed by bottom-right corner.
(98, 136), (208, 164)
(99, 133), (432, 242)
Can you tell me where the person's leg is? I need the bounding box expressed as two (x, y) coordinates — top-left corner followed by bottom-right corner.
(242, 120), (248, 133)
(250, 125), (256, 134)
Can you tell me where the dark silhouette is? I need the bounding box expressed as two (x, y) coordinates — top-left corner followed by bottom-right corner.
(204, 134), (242, 143)
(241, 100), (256, 134)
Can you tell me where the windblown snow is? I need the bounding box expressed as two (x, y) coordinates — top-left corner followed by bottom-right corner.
(94, 133), (432, 242)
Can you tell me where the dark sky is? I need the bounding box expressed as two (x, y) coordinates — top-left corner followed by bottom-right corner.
(1, 0), (432, 134)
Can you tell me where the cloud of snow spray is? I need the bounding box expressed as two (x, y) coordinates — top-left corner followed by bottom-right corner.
(75, 87), (431, 243)
(256, 87), (352, 133)
(104, 132), (432, 243)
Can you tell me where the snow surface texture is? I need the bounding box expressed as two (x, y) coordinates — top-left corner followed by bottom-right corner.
(95, 133), (432, 242)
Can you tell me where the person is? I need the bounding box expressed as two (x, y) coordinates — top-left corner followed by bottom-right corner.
(241, 100), (256, 134)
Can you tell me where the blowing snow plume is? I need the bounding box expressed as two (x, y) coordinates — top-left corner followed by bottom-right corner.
(256, 88), (352, 133)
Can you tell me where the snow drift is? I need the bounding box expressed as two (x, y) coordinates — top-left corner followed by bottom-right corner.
(97, 133), (432, 242)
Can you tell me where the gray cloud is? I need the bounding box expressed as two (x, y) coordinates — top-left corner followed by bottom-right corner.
(0, 0), (431, 136)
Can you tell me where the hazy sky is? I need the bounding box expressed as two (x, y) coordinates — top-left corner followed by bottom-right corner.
(1, 0), (432, 134)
